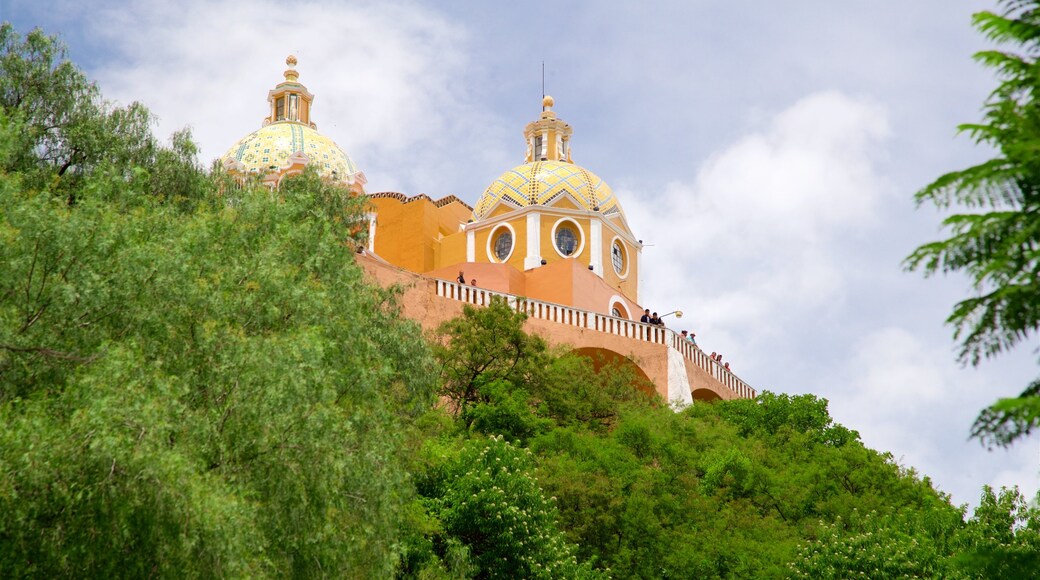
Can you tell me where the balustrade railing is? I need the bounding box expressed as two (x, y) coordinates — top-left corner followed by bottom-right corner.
(433, 279), (756, 399)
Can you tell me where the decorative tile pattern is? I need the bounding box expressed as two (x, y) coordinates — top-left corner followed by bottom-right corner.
(221, 121), (360, 182)
(473, 161), (622, 220)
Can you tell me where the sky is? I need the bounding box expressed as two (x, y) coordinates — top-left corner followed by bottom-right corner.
(3, 0), (1038, 509)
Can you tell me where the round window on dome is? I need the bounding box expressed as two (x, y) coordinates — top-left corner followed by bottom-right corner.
(493, 229), (513, 262)
(555, 226), (578, 256)
(611, 240), (626, 275)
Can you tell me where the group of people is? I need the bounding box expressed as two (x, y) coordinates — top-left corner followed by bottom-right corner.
(639, 309), (668, 326)
(641, 309), (733, 371)
(709, 351), (730, 370)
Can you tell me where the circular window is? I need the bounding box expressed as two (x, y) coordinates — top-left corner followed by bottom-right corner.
(611, 240), (625, 274)
(555, 226), (578, 256)
(550, 218), (585, 259)
(494, 230), (513, 261)
(486, 224), (516, 263)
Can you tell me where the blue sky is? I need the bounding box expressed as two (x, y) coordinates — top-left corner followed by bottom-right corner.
(4, 0), (1037, 509)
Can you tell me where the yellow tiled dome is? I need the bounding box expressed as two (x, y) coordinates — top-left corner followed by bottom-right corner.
(474, 161), (622, 220)
(220, 121), (361, 185)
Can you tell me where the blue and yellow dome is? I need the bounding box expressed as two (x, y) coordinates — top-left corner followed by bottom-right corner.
(474, 160), (621, 220)
(220, 122), (361, 184)
(473, 96), (624, 221)
(221, 55), (364, 189)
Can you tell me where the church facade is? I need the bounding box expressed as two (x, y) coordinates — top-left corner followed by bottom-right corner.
(220, 57), (755, 404)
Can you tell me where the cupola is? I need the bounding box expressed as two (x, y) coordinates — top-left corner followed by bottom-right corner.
(219, 55), (366, 191)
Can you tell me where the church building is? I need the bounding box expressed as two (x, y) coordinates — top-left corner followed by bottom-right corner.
(220, 56), (756, 404)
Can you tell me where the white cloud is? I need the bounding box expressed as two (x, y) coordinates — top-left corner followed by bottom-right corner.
(826, 326), (1039, 507)
(76, 0), (508, 196)
(626, 91), (892, 343)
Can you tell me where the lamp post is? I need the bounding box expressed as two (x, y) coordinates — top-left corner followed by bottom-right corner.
(660, 310), (683, 320)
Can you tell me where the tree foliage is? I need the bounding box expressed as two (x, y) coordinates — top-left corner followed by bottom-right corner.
(0, 24), (205, 205)
(416, 296), (966, 578)
(906, 0), (1040, 447)
(415, 436), (603, 579)
(791, 485), (1040, 579)
(0, 106), (437, 575)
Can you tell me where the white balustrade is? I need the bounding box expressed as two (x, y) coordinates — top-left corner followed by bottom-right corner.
(434, 279), (756, 399)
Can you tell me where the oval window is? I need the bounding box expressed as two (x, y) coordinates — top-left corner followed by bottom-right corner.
(494, 230), (513, 261)
(555, 226), (578, 256)
(611, 240), (625, 274)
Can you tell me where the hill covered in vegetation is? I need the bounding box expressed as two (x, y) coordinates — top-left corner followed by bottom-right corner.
(1, 24), (1038, 578)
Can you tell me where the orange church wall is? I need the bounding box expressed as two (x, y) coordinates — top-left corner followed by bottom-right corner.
(435, 202), (472, 235)
(370, 196), (475, 274)
(370, 197), (434, 272)
(599, 235), (638, 304)
(524, 258), (641, 317)
(368, 196), (640, 310)
(426, 257), (641, 320)
(427, 261), (526, 296)
(357, 253), (753, 404)
(553, 197), (581, 212)
(437, 230), (467, 268)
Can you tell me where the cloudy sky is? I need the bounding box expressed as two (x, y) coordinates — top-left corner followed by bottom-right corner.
(4, 0), (1037, 508)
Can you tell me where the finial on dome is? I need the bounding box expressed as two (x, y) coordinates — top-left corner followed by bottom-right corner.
(542, 95), (554, 111)
(284, 54), (299, 82)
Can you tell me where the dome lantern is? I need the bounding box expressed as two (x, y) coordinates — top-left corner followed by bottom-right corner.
(264, 54), (315, 128)
(525, 95), (572, 163)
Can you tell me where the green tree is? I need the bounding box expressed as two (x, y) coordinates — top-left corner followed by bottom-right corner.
(953, 486), (1040, 577)
(0, 24), (205, 205)
(905, 0), (1040, 447)
(789, 509), (959, 579)
(433, 297), (651, 434)
(434, 297), (550, 422)
(416, 435), (603, 579)
(0, 100), (436, 576)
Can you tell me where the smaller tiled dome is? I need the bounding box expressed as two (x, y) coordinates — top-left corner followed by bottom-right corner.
(220, 55), (365, 189)
(474, 161), (622, 220)
(221, 122), (361, 185)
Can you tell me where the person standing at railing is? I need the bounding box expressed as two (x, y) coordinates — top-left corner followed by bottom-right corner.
(688, 331), (697, 345)
(649, 312), (662, 325)
(457, 271), (466, 284)
(470, 279), (477, 286)
(640, 309), (651, 323)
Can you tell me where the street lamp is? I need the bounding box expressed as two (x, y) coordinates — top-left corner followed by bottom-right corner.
(660, 310), (683, 319)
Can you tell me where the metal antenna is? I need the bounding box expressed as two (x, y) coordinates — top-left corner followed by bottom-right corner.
(541, 61), (545, 99)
